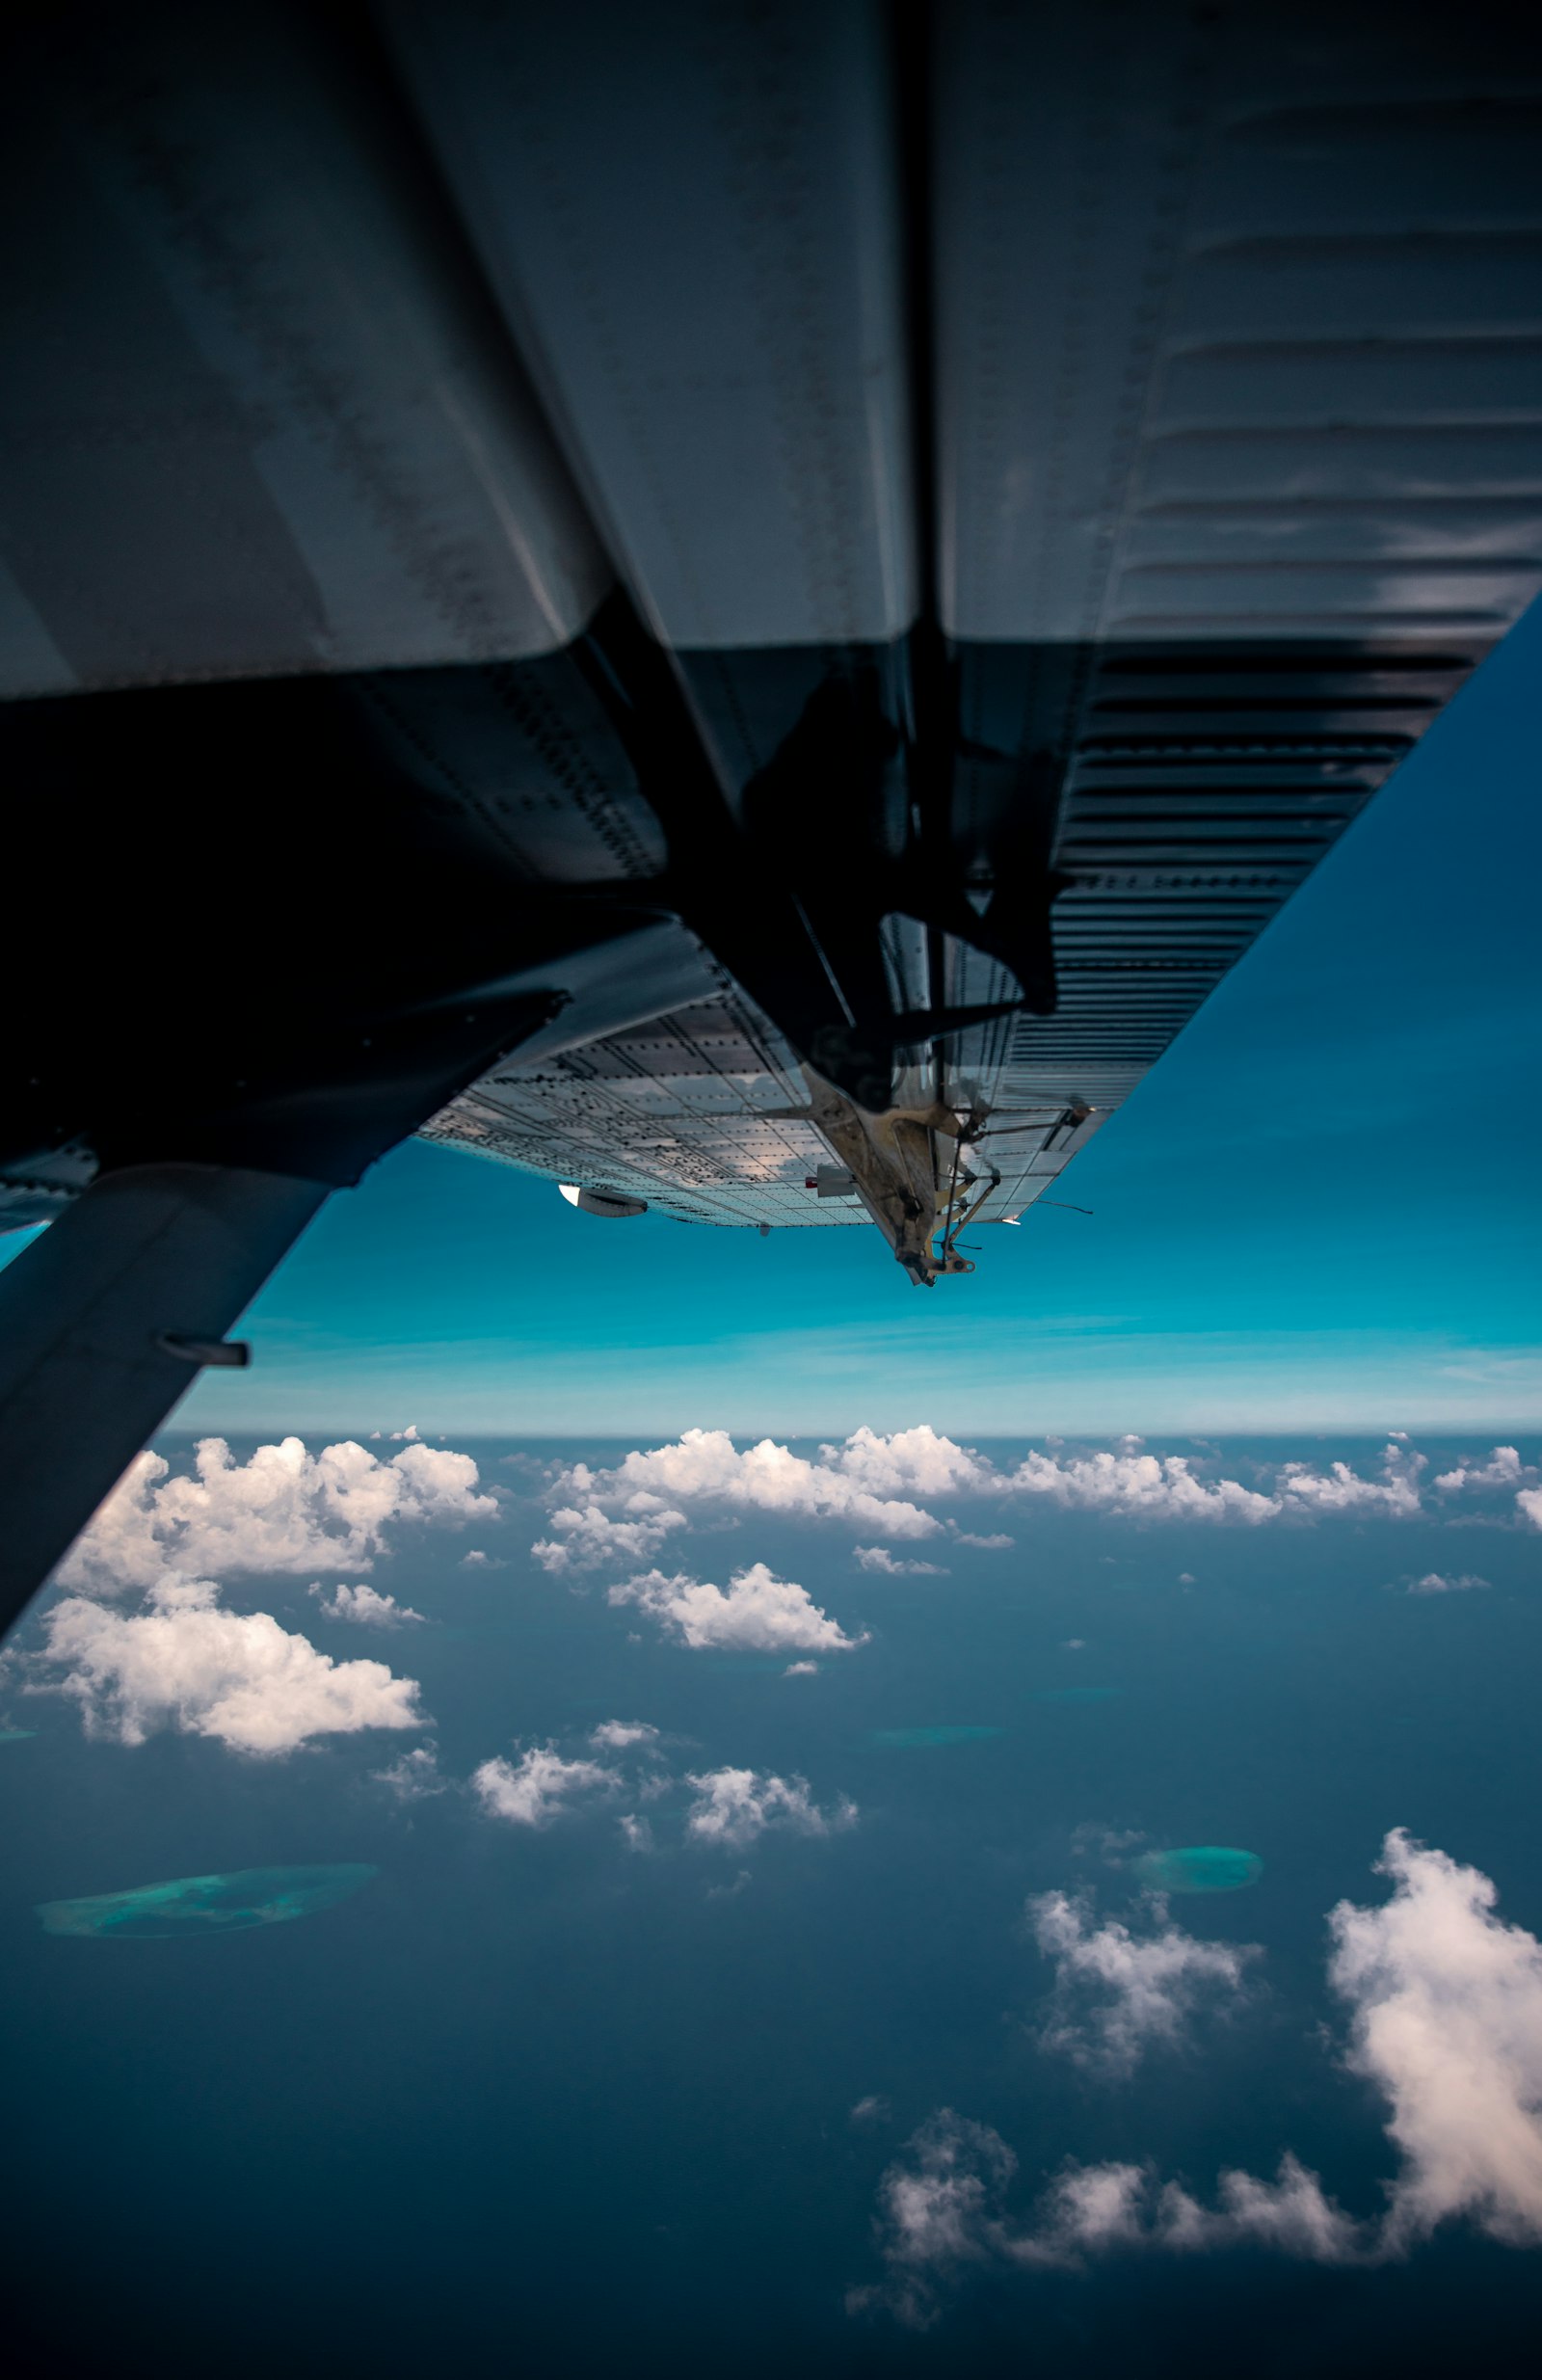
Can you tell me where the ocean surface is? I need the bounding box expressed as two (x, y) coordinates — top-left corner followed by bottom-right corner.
(3, 1432), (1540, 2376)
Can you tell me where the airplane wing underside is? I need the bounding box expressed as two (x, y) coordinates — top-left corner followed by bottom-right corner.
(1, 0), (1539, 1619)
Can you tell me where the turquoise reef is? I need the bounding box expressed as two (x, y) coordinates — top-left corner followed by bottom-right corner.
(38, 1864), (378, 1939)
(1135, 1846), (1263, 1894)
(870, 1725), (1004, 1748)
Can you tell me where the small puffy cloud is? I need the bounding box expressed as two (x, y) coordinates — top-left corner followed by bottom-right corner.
(956, 1532), (1014, 1550)
(784, 1659), (819, 1677)
(609, 1564), (865, 1654)
(1028, 1890), (1259, 2074)
(1329, 1829), (1542, 2250)
(683, 1766), (857, 1850)
(1400, 1572), (1490, 1596)
(36, 1583), (425, 1755)
(373, 1743), (448, 1802)
(470, 1744), (621, 1828)
(849, 2109), (1018, 2327)
(619, 1813), (655, 1853)
(1276, 1441), (1424, 1518)
(1519, 1487), (1542, 1533)
(851, 2095), (892, 2126)
(855, 1545), (947, 1576)
(1434, 1446), (1533, 1494)
(61, 1435), (495, 1596)
(1008, 1449), (1278, 1523)
(532, 1500), (689, 1575)
(588, 1719), (660, 1751)
(309, 1583), (426, 1627)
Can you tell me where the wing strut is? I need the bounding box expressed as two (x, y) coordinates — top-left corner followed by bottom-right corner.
(0, 1164), (328, 1639)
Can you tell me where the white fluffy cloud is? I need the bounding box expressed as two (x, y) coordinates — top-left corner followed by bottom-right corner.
(470, 1744), (621, 1828)
(589, 1719), (660, 1752)
(855, 1545), (947, 1576)
(36, 1583), (426, 1755)
(608, 1564), (865, 1654)
(853, 2115), (1360, 2323)
(1276, 1441), (1424, 1516)
(1519, 1488), (1542, 1532)
(1329, 1829), (1542, 2250)
(1007, 1449), (1279, 1523)
(1028, 1890), (1259, 2074)
(1401, 1572), (1490, 1596)
(61, 1435), (496, 1596)
(684, 1766), (857, 1849)
(309, 1583), (426, 1627)
(534, 1428), (954, 1566)
(532, 1500), (689, 1574)
(372, 1743), (448, 1801)
(1434, 1446), (1532, 1494)
(855, 1830), (1542, 2323)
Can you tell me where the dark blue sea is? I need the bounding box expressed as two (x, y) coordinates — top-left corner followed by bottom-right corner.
(3, 1434), (1540, 2376)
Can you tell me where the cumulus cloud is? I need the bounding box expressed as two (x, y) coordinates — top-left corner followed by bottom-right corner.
(373, 1743), (448, 1802)
(784, 1659), (819, 1677)
(1028, 1890), (1259, 2074)
(1434, 1446), (1533, 1494)
(1400, 1572), (1490, 1596)
(308, 1583), (426, 1627)
(535, 1428), (955, 1564)
(470, 1744), (621, 1828)
(855, 1830), (1542, 2323)
(1276, 1441), (1424, 1517)
(1328, 1829), (1542, 2250)
(683, 1766), (857, 1850)
(956, 1532), (1014, 1550)
(1007, 1448), (1278, 1523)
(853, 2115), (1359, 2323)
(855, 1545), (947, 1576)
(1519, 1488), (1542, 1533)
(588, 1719), (660, 1752)
(851, 2095), (892, 2126)
(608, 1564), (865, 1654)
(61, 1435), (495, 1596)
(531, 1499), (689, 1575)
(35, 1582), (426, 1755)
(850, 2110), (1015, 2327)
(619, 1813), (655, 1853)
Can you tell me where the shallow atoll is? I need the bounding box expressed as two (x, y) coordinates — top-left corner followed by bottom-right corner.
(38, 1863), (378, 1939)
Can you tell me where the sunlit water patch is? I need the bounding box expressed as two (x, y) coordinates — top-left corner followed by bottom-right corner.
(869, 1725), (1005, 1749)
(1134, 1846), (1263, 1894)
(38, 1864), (378, 1939)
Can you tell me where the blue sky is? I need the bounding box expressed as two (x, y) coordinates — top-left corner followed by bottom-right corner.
(13, 605), (1541, 1438)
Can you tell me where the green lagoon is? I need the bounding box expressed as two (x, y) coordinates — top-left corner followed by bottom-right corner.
(1135, 1846), (1263, 1894)
(38, 1864), (378, 1939)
